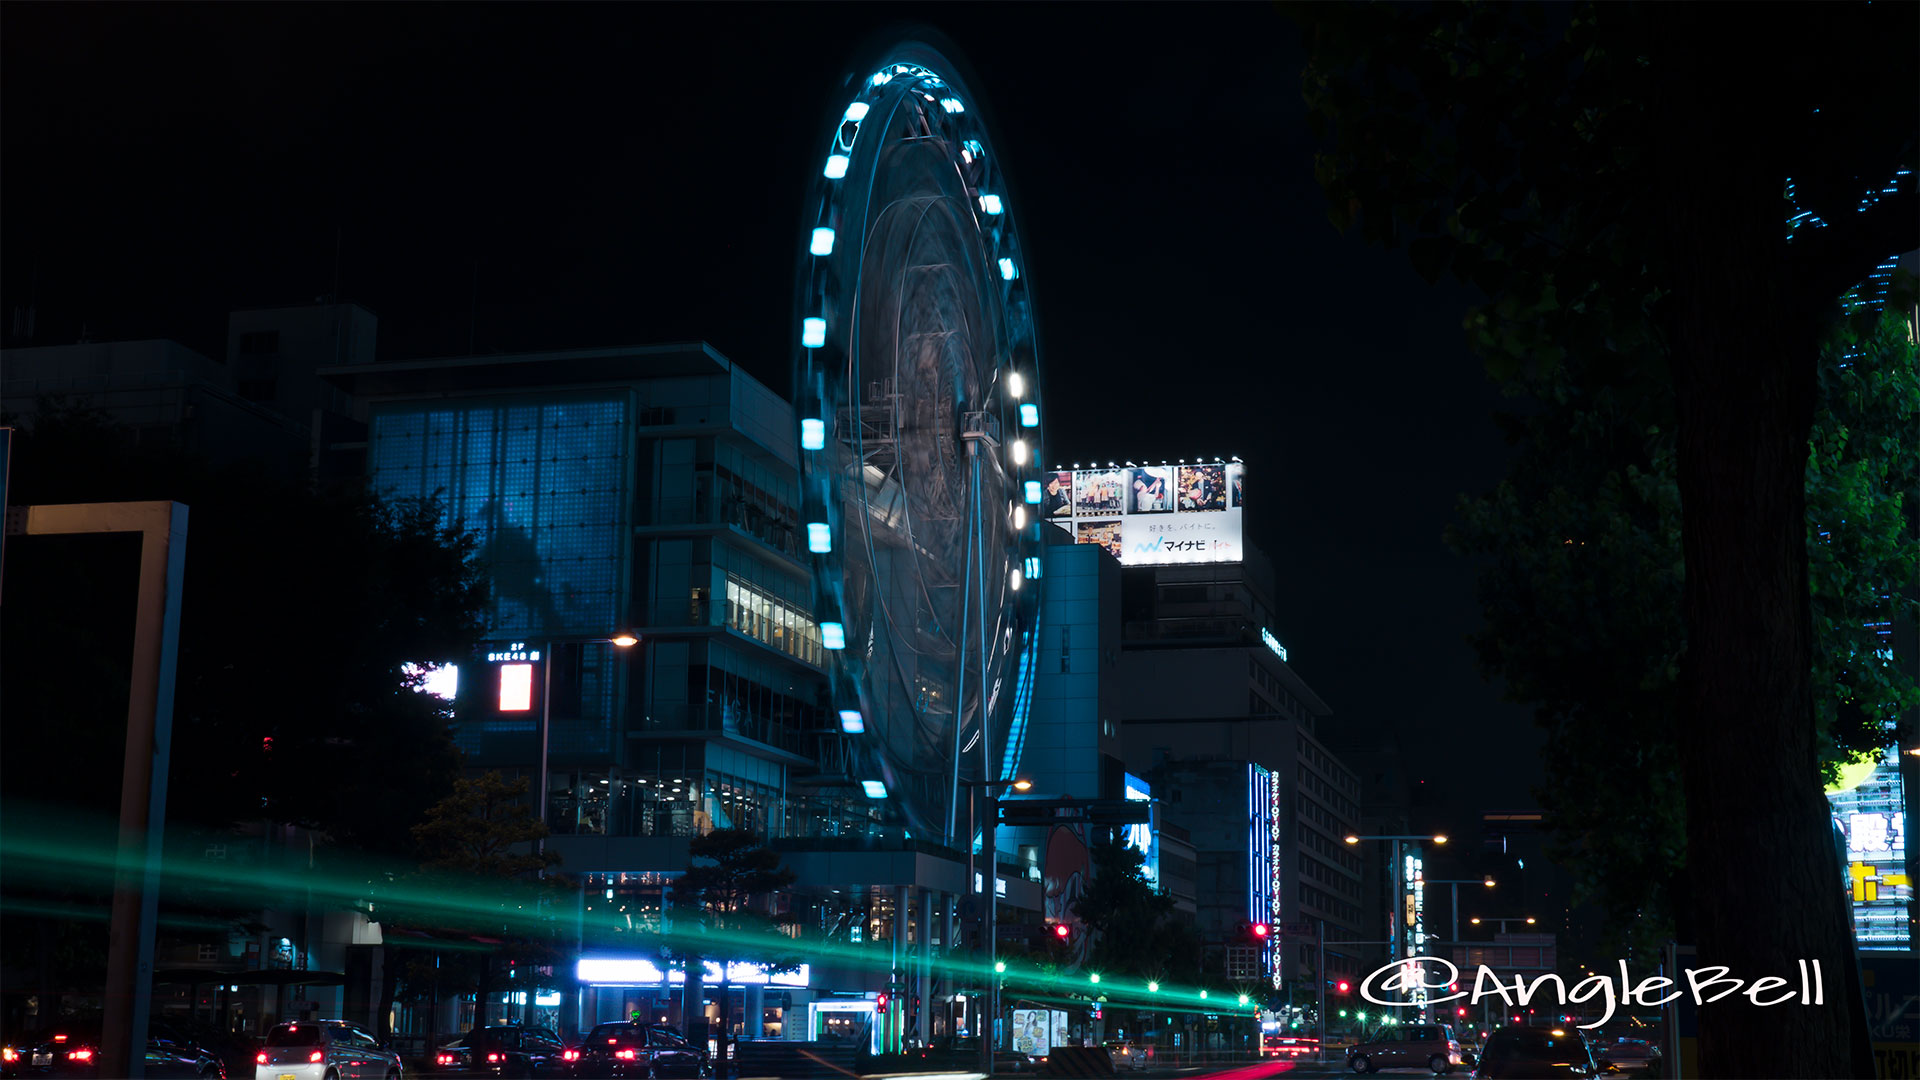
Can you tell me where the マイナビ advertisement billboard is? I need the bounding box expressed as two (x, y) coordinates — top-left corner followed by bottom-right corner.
(1047, 459), (1244, 565)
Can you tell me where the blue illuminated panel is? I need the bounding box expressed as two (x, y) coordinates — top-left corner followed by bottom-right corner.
(1249, 765), (1276, 982)
(368, 396), (629, 638)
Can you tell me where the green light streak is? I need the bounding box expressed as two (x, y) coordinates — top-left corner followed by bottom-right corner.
(0, 821), (1265, 1013)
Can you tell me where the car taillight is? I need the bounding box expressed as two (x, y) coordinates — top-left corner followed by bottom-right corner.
(615, 1049), (637, 1059)
(563, 1050), (579, 1061)
(67, 1048), (95, 1062)
(487, 1052), (501, 1062)
(53, 1035), (69, 1044)
(1, 1048), (16, 1063)
(309, 1050), (325, 1063)
(257, 1052), (268, 1065)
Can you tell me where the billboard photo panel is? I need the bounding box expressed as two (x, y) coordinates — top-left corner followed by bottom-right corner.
(1127, 467), (1174, 514)
(1073, 469), (1125, 517)
(1178, 464), (1226, 511)
(1041, 471), (1073, 518)
(1077, 520), (1123, 561)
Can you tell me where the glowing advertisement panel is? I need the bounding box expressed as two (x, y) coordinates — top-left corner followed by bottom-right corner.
(576, 957), (810, 986)
(1049, 460), (1244, 565)
(1124, 774), (1158, 885)
(1827, 745), (1910, 950)
(1011, 1010), (1069, 1057)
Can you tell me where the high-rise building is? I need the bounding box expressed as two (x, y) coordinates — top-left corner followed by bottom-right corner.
(1035, 472), (1370, 994)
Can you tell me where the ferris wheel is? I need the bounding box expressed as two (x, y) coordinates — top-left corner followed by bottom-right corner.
(794, 41), (1045, 845)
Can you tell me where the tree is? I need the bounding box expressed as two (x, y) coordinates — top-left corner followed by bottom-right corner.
(1298, 3), (1915, 1072)
(666, 829), (800, 1063)
(372, 772), (568, 1042)
(1071, 834), (1199, 983)
(1449, 305), (1918, 961)
(412, 772), (559, 878)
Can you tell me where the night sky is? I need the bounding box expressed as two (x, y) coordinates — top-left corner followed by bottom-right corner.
(2, 5), (1539, 878)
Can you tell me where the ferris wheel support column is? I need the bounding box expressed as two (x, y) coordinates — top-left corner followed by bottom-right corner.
(947, 453), (975, 848)
(973, 437), (999, 1074)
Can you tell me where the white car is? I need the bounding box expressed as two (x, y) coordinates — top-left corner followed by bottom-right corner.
(254, 1021), (402, 1080)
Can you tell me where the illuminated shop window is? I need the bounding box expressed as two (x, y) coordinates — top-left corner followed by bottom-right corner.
(724, 574), (822, 666)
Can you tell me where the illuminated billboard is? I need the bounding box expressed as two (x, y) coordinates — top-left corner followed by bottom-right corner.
(1124, 774), (1158, 886)
(1828, 745), (1910, 950)
(1049, 459), (1244, 565)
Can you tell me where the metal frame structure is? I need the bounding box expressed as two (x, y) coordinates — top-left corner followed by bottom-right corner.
(5, 502), (189, 1078)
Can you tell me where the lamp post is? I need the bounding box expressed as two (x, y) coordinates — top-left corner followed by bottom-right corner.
(962, 776), (1030, 1077)
(532, 633), (640, 866)
(512, 633), (636, 1032)
(1427, 877), (1497, 947)
(1342, 834), (1448, 960)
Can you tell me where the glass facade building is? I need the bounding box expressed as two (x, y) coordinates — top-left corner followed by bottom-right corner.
(341, 345), (840, 841)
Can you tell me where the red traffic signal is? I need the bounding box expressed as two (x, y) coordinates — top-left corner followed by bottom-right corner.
(876, 992), (889, 1014)
(1053, 923), (1071, 940)
(1250, 923), (1270, 938)
(1335, 981), (1351, 994)
(1456, 1008), (1467, 1017)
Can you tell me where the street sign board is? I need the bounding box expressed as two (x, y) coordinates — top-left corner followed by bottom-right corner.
(1862, 952), (1918, 1079)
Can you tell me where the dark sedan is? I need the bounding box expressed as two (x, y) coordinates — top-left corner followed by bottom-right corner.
(2, 1019), (226, 1079)
(1472, 1027), (1603, 1078)
(451, 1026), (570, 1078)
(570, 1023), (708, 1079)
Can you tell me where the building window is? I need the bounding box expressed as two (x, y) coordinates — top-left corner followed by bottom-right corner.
(198, 943), (219, 962)
(724, 575), (820, 666)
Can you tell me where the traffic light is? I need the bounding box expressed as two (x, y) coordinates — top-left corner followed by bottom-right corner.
(1053, 923), (1071, 941)
(1249, 922), (1270, 939)
(1336, 981), (1351, 995)
(876, 992), (889, 1015)
(1456, 1008), (1467, 1017)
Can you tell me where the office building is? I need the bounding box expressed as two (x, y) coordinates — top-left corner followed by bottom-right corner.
(327, 341), (1043, 1048)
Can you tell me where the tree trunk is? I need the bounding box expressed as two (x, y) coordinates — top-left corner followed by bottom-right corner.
(376, 947), (400, 1041)
(683, 961), (707, 1053)
(717, 976), (732, 1073)
(1652, 7), (1872, 1075)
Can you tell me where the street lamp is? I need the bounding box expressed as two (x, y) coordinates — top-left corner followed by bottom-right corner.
(1427, 877), (1498, 945)
(1468, 916), (1539, 934)
(534, 633), (641, 866)
(961, 776), (1029, 1077)
(1342, 834), (1449, 959)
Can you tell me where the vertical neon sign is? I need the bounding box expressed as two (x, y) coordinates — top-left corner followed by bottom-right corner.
(1270, 780), (1283, 986)
(1405, 853), (1427, 1018)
